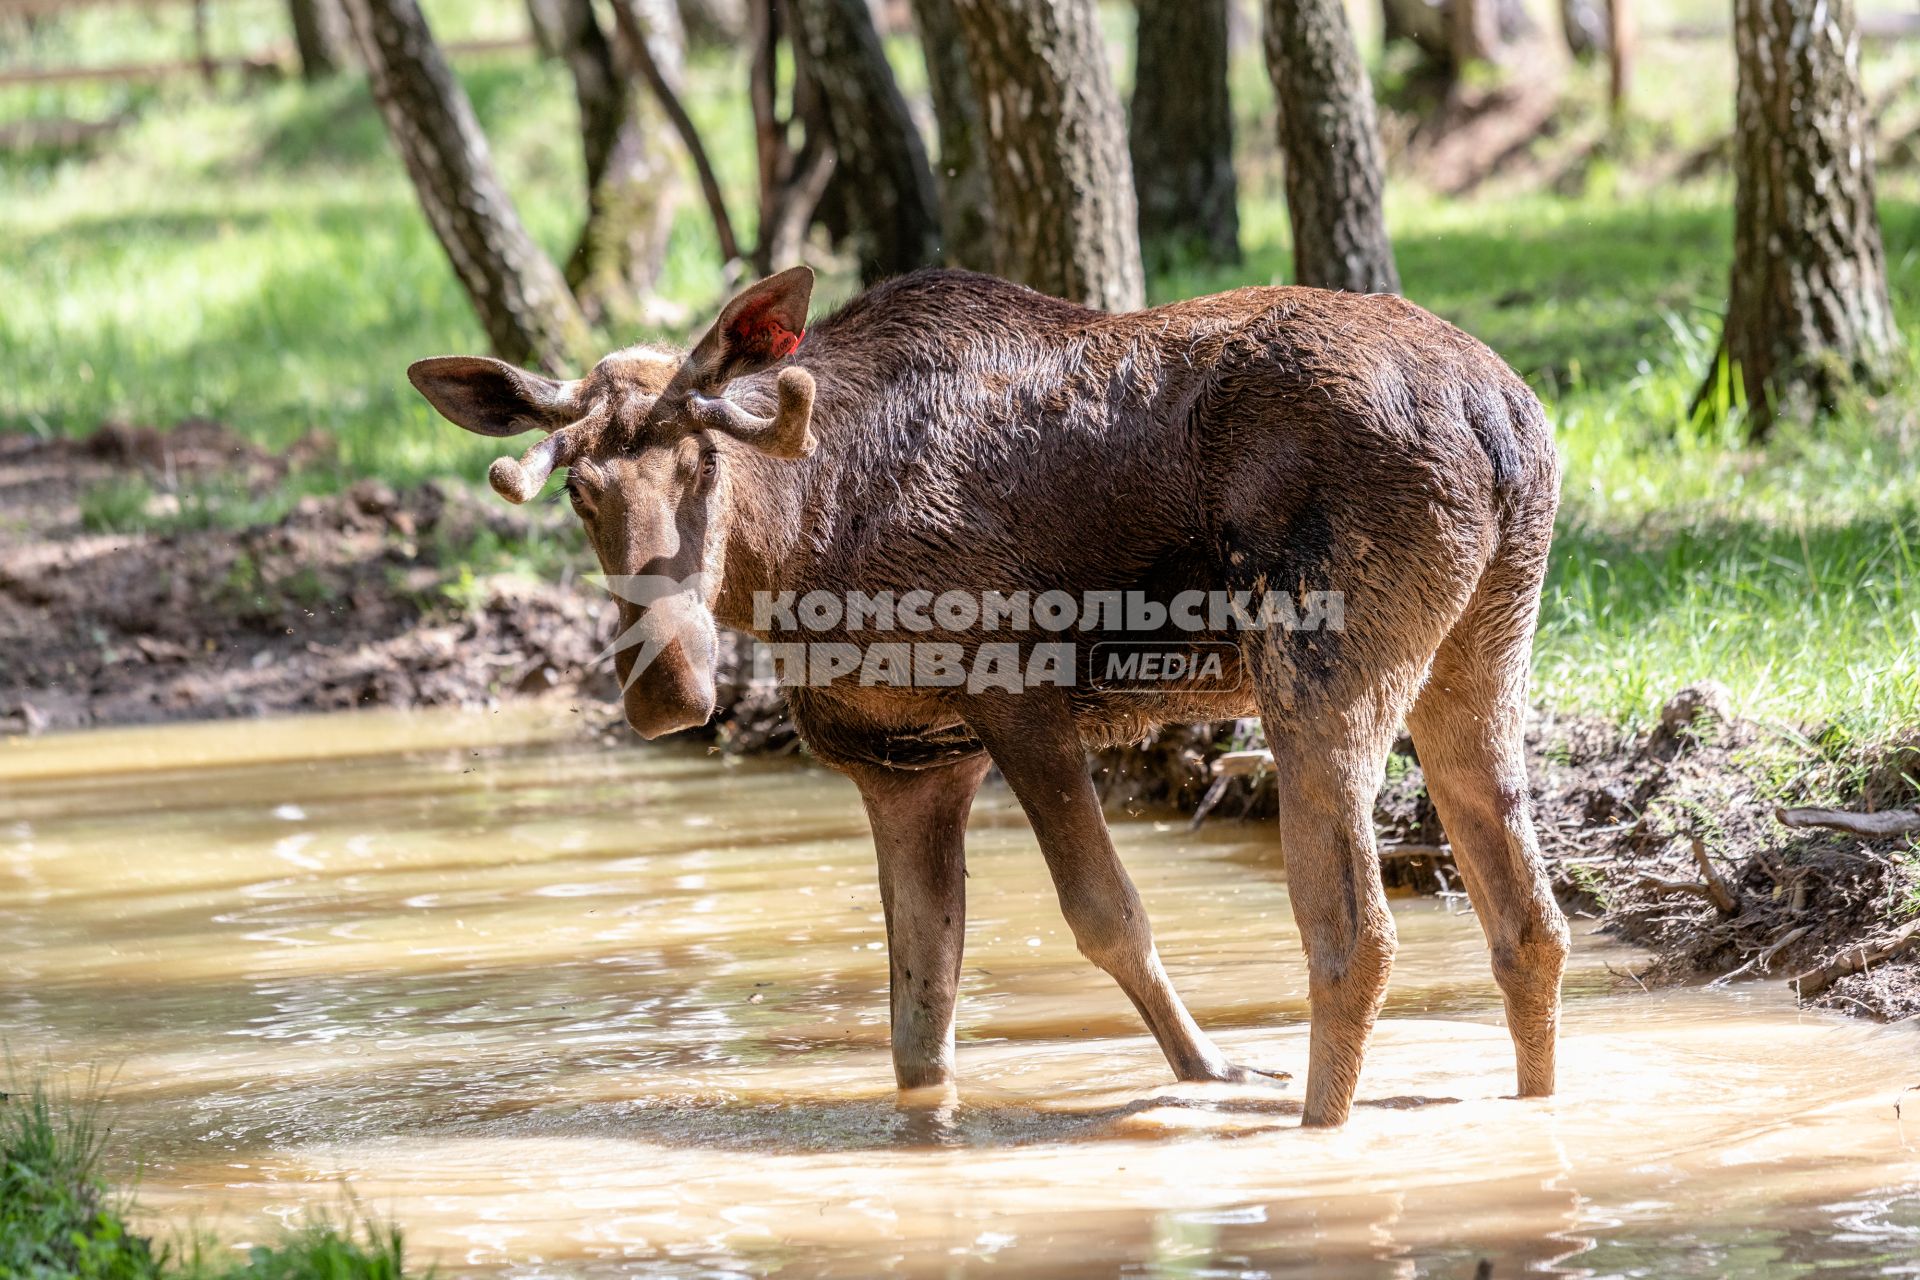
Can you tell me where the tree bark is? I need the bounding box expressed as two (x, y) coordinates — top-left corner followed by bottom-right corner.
(289, 0), (345, 80)
(1130, 0), (1240, 269)
(1558, 0), (1607, 58)
(1382, 0), (1448, 63)
(568, 0), (684, 318)
(1702, 0), (1900, 437)
(537, 0), (684, 314)
(1384, 0), (1530, 75)
(1264, 0), (1400, 293)
(676, 0), (745, 46)
(1606, 0), (1633, 117)
(1450, 0), (1533, 67)
(342, 0), (590, 373)
(909, 0), (995, 271)
(532, 0), (626, 197)
(950, 0), (1145, 311)
(788, 0), (942, 282)
(1450, 0), (1498, 64)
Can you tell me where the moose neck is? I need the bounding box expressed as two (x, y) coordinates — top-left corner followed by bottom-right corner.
(709, 424), (826, 636)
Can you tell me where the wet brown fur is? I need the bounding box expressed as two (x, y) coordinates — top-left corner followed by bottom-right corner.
(412, 267), (1570, 1127)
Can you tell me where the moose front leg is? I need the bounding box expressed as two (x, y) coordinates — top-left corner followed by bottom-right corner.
(850, 755), (991, 1091)
(969, 696), (1270, 1086)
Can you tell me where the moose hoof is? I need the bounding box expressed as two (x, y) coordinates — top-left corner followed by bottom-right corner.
(1187, 1062), (1291, 1087)
(1223, 1063), (1292, 1087)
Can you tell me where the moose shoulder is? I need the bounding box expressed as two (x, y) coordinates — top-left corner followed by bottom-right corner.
(409, 266), (1567, 1128)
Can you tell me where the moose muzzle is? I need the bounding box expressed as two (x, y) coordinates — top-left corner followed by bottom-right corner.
(612, 591), (720, 740)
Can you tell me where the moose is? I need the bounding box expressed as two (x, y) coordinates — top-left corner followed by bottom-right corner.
(407, 266), (1568, 1127)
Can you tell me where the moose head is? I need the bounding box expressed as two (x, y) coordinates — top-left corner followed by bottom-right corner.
(407, 267), (817, 739)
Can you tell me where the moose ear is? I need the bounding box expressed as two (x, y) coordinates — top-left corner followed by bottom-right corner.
(687, 265), (814, 390)
(407, 356), (580, 437)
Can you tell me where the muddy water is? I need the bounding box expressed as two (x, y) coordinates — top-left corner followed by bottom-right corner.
(4, 709), (1918, 1278)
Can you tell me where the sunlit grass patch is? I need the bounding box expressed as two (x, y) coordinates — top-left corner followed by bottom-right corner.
(0, 1077), (411, 1280)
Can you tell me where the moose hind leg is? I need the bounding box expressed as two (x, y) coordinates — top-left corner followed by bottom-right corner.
(1407, 578), (1568, 1097)
(851, 755), (992, 1091)
(1258, 657), (1429, 1127)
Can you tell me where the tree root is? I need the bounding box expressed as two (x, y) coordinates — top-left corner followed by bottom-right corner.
(1775, 806), (1920, 839)
(1789, 920), (1920, 999)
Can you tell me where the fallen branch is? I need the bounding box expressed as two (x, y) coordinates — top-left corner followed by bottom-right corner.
(1187, 748), (1272, 830)
(1689, 835), (1740, 915)
(1775, 806), (1920, 839)
(1212, 749), (1273, 778)
(1759, 924), (1812, 970)
(1379, 842), (1452, 861)
(1790, 919), (1920, 999)
(1186, 775), (1231, 831)
(1710, 923), (1811, 988)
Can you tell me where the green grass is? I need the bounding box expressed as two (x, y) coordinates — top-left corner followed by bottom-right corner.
(1, 1080), (408, 1280)
(1, 1077), (155, 1280)
(77, 476), (156, 534)
(2, 8), (1917, 740)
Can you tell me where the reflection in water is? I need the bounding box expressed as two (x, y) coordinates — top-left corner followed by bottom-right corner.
(3, 707), (1917, 1278)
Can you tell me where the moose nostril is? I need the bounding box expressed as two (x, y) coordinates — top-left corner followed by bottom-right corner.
(620, 636), (718, 740)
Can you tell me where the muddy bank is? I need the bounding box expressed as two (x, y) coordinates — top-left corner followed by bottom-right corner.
(4, 424), (1915, 1019)
(0, 424), (785, 746)
(1098, 693), (1920, 1021)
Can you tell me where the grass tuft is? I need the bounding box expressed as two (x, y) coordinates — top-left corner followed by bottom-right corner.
(1, 1079), (412, 1280)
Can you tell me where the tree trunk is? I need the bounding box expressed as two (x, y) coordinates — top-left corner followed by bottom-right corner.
(538, 0), (684, 314)
(909, 0), (995, 271)
(289, 0), (345, 80)
(1130, 0), (1240, 269)
(788, 0), (942, 282)
(1450, 0), (1532, 67)
(950, 0), (1145, 311)
(1702, 0), (1899, 437)
(569, 0), (685, 319)
(342, 0), (590, 373)
(1382, 0), (1448, 62)
(676, 0), (746, 46)
(1606, 0), (1633, 117)
(1384, 0), (1529, 73)
(1558, 0), (1606, 58)
(532, 0), (625, 196)
(1264, 0), (1400, 293)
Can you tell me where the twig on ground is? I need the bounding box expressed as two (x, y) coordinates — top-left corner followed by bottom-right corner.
(1634, 874), (1720, 902)
(1775, 806), (1920, 839)
(1709, 924), (1813, 987)
(1758, 924), (1812, 971)
(1689, 835), (1740, 915)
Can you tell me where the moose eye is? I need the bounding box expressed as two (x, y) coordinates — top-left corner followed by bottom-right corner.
(564, 473), (591, 515)
(697, 448), (719, 491)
